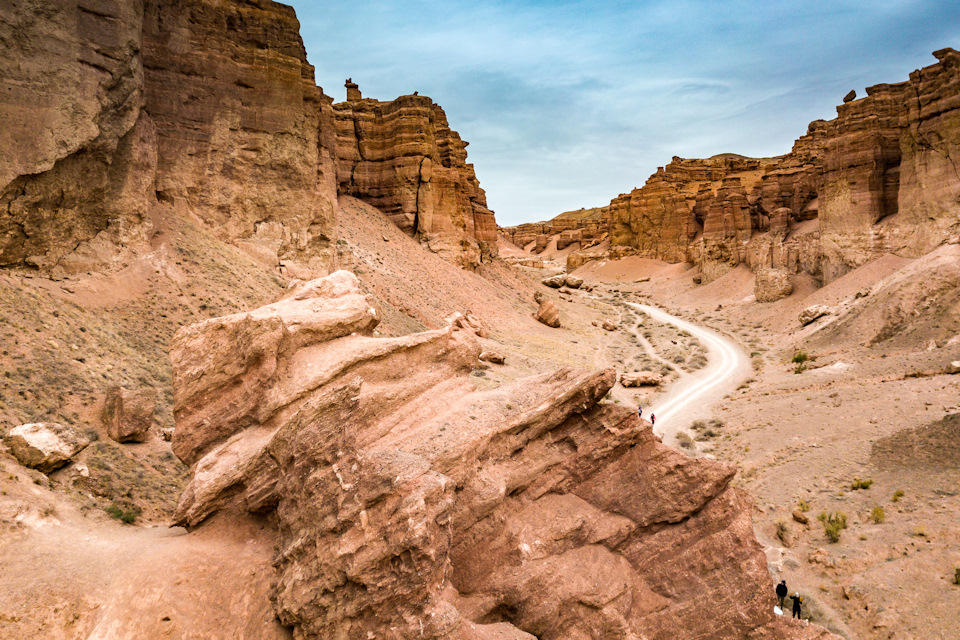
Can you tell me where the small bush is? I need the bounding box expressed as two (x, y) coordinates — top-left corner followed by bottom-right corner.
(850, 478), (873, 490)
(775, 519), (790, 544)
(798, 499), (811, 513)
(892, 489), (905, 502)
(791, 350), (809, 364)
(868, 506), (885, 524)
(818, 511), (848, 543)
(105, 503), (139, 525)
(954, 568), (960, 586)
(676, 432), (695, 449)
(690, 419), (707, 431)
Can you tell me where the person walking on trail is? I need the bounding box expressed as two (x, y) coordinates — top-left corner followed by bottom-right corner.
(776, 580), (787, 607)
(637, 406), (642, 420)
(790, 592), (802, 619)
(650, 413), (656, 427)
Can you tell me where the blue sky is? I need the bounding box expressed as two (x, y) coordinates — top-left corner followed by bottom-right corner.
(287, 0), (960, 226)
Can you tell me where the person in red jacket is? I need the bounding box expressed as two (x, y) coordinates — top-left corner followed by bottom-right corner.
(650, 413), (656, 427)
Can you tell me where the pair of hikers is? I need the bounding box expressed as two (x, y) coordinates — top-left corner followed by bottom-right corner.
(637, 406), (655, 427)
(776, 580), (802, 618)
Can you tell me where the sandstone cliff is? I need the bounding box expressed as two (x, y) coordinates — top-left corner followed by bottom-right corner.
(0, 0), (340, 277)
(501, 206), (609, 253)
(0, 1), (498, 277)
(168, 270), (835, 640)
(515, 49), (960, 289)
(334, 89), (498, 269)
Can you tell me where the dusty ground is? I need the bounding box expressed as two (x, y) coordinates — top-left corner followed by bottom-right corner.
(2, 215), (958, 638)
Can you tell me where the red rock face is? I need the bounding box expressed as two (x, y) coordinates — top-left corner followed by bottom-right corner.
(1, 0), (501, 277)
(142, 0), (339, 272)
(334, 94), (498, 269)
(170, 271), (838, 640)
(528, 49), (960, 285)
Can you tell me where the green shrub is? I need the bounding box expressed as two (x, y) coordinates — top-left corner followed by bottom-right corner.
(851, 478), (873, 490)
(892, 489), (905, 502)
(869, 506), (885, 524)
(105, 503), (139, 525)
(818, 511), (848, 543)
(791, 350), (809, 364)
(797, 499), (811, 513)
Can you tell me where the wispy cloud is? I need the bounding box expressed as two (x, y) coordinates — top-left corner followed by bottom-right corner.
(288, 0), (960, 225)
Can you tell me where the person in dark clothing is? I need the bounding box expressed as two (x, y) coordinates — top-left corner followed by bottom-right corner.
(776, 580), (787, 607)
(790, 593), (802, 619)
(650, 413), (656, 427)
(637, 406), (642, 419)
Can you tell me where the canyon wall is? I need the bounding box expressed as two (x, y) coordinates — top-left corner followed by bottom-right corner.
(501, 206), (610, 253)
(0, 0), (496, 277)
(511, 49), (960, 288)
(334, 90), (498, 269)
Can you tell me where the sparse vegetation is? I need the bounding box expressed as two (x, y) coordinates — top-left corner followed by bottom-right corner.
(850, 478), (873, 490)
(105, 503), (140, 525)
(818, 511), (848, 543)
(954, 568), (960, 586)
(798, 499), (811, 513)
(791, 350), (809, 364)
(775, 519), (790, 544)
(676, 432), (695, 449)
(868, 506), (885, 524)
(892, 489), (905, 502)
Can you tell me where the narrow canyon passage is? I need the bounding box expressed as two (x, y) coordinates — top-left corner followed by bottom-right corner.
(627, 302), (751, 441)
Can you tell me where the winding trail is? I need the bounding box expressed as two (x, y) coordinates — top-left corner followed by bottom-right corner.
(627, 303), (751, 440)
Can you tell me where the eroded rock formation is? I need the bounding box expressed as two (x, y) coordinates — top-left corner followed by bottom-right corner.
(169, 270), (832, 640)
(513, 49), (960, 288)
(0, 1), (498, 276)
(334, 89), (498, 269)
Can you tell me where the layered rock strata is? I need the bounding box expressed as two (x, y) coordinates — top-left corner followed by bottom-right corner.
(170, 270), (833, 640)
(1, 1), (498, 276)
(515, 49), (960, 286)
(334, 90), (498, 269)
(501, 206), (609, 253)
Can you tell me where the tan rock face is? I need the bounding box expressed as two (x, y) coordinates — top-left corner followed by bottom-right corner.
(169, 270), (832, 640)
(0, 0), (340, 276)
(754, 268), (794, 302)
(102, 386), (157, 443)
(4, 423), (90, 473)
(334, 93), (497, 269)
(0, 0), (151, 273)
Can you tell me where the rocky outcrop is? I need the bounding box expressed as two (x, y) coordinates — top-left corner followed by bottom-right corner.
(334, 90), (497, 269)
(512, 50), (960, 288)
(4, 423), (90, 473)
(169, 270), (829, 640)
(500, 206), (609, 253)
(0, 0), (340, 276)
(102, 386), (157, 443)
(1, 1), (500, 277)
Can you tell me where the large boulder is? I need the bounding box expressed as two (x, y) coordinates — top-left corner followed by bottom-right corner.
(798, 304), (834, 326)
(541, 274), (566, 288)
(102, 386), (156, 443)
(3, 423), (90, 473)
(754, 268), (794, 302)
(621, 371), (663, 387)
(564, 274), (584, 289)
(534, 299), (561, 328)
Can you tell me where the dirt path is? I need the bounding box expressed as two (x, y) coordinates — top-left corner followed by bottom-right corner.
(628, 303), (751, 442)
